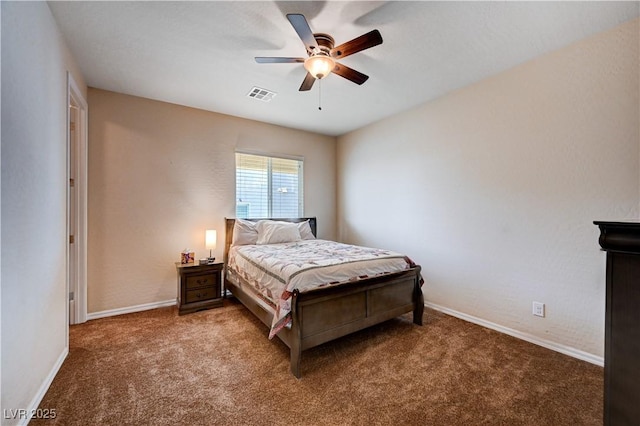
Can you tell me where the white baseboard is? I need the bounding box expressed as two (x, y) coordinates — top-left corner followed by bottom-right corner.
(14, 347), (69, 426)
(424, 302), (604, 367)
(87, 299), (177, 321)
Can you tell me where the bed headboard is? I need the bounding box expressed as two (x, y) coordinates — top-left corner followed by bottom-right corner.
(224, 217), (317, 263)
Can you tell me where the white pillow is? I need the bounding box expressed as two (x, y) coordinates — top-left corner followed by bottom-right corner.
(232, 219), (258, 246)
(297, 220), (315, 240)
(256, 220), (301, 245)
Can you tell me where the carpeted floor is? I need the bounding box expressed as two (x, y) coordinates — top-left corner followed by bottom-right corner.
(33, 299), (602, 425)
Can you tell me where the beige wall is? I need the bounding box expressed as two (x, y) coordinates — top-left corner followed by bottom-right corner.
(337, 19), (639, 360)
(87, 89), (336, 314)
(1, 1), (87, 421)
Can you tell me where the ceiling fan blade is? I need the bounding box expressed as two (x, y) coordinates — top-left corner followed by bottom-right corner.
(333, 63), (369, 85)
(331, 29), (383, 59)
(299, 72), (316, 91)
(286, 13), (318, 52)
(255, 57), (305, 64)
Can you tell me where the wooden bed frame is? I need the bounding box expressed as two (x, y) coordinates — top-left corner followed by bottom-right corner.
(223, 217), (424, 378)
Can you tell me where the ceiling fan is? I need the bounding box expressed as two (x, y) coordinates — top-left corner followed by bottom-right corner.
(255, 13), (383, 91)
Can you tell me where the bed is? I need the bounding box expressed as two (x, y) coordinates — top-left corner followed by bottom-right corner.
(223, 217), (424, 378)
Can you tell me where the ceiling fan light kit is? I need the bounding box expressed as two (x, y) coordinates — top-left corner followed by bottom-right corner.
(255, 13), (383, 92)
(304, 54), (335, 79)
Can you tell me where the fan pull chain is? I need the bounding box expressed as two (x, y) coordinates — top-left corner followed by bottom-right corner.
(318, 79), (322, 111)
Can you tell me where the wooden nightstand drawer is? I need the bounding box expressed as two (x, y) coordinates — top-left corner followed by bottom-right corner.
(186, 274), (215, 289)
(185, 286), (219, 303)
(176, 262), (224, 315)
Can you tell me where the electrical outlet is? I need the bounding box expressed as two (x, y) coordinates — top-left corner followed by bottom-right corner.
(532, 301), (545, 317)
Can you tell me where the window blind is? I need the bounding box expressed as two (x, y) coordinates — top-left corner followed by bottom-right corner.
(235, 152), (303, 219)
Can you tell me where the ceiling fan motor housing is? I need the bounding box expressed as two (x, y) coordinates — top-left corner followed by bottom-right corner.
(311, 33), (335, 52)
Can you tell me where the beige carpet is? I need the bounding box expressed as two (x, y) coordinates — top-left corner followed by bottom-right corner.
(33, 299), (602, 425)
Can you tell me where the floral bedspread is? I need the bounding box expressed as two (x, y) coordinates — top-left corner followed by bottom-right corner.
(227, 239), (411, 338)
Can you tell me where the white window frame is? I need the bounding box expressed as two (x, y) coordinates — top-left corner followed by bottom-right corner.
(235, 150), (304, 218)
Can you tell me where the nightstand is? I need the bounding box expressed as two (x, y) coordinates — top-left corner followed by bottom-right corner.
(175, 262), (223, 315)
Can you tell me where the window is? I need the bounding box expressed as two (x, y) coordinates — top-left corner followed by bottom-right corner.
(235, 152), (303, 219)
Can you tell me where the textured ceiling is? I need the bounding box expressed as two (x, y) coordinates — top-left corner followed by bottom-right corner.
(49, 1), (639, 136)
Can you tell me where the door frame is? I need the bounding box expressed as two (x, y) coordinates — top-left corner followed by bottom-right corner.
(67, 72), (88, 326)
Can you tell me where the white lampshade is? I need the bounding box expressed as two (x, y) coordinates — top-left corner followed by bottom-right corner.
(304, 54), (335, 79)
(205, 229), (217, 250)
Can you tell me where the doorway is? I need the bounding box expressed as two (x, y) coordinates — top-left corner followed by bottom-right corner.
(67, 73), (88, 326)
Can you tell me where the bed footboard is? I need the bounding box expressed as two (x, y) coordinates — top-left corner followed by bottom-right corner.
(288, 266), (423, 377)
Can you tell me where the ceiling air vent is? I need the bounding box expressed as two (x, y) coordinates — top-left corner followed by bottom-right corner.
(247, 86), (276, 102)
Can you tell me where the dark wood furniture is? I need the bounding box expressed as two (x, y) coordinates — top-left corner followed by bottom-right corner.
(224, 217), (424, 378)
(594, 221), (640, 426)
(176, 261), (224, 315)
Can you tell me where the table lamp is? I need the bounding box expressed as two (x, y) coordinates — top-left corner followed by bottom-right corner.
(205, 229), (217, 264)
